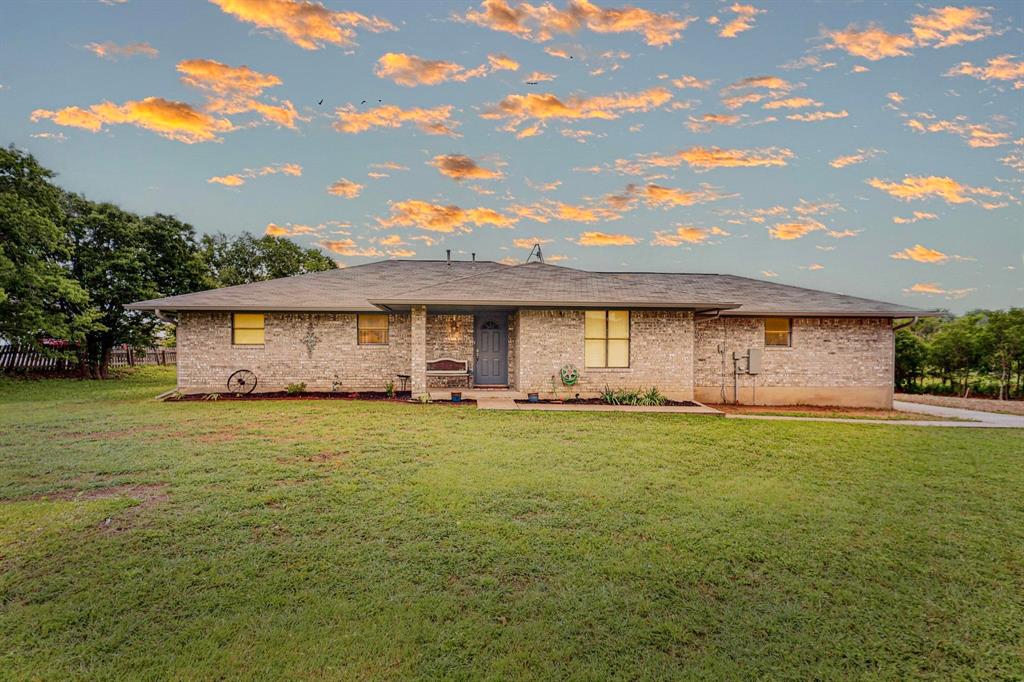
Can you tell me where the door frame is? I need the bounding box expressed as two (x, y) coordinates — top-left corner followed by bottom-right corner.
(473, 312), (509, 386)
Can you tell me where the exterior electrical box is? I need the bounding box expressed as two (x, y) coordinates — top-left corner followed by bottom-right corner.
(747, 348), (762, 375)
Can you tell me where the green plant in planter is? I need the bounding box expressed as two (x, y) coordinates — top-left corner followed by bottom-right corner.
(286, 382), (306, 396)
(638, 387), (666, 406)
(384, 381), (395, 399)
(202, 393), (220, 401)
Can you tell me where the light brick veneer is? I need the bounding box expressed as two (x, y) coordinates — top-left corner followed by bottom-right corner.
(514, 309), (695, 400)
(693, 317), (894, 407)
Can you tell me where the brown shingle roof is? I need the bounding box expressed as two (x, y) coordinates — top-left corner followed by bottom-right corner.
(127, 259), (940, 317)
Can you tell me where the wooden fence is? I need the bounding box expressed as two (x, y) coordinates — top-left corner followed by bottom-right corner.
(0, 345), (176, 372)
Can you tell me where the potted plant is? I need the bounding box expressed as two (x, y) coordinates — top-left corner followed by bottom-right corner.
(451, 391), (462, 403)
(527, 392), (540, 403)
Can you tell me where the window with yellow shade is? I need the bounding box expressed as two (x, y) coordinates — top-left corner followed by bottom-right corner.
(584, 310), (629, 368)
(232, 313), (265, 345)
(764, 317), (792, 347)
(358, 313), (389, 345)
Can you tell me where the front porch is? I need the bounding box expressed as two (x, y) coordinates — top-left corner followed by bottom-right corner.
(411, 305), (516, 397)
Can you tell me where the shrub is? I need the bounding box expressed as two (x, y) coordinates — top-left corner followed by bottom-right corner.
(384, 381), (395, 399)
(600, 386), (666, 406)
(286, 382), (306, 395)
(638, 387), (666, 406)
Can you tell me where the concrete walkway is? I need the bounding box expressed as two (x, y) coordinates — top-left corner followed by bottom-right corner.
(893, 400), (1024, 428)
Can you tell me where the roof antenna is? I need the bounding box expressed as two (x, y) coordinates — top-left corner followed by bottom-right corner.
(471, 252), (476, 262)
(446, 249), (451, 266)
(525, 243), (545, 264)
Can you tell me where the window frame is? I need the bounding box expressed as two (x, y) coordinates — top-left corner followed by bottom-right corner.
(584, 309), (630, 369)
(231, 313), (265, 346)
(764, 317), (792, 348)
(357, 313), (390, 346)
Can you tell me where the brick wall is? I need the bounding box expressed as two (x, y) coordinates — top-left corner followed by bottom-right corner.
(693, 316), (894, 407)
(515, 309), (694, 399)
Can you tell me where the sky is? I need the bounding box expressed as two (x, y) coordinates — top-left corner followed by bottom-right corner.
(2, 0), (1022, 312)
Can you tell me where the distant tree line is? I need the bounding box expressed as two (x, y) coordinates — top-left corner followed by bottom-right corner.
(896, 310), (1024, 400)
(0, 145), (335, 378)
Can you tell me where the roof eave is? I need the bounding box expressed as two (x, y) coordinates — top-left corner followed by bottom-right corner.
(719, 309), (944, 318)
(369, 299), (742, 311)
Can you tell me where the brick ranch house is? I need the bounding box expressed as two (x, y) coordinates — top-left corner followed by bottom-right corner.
(128, 258), (939, 408)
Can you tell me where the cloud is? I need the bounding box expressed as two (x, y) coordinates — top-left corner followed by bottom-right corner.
(31, 97), (234, 143)
(374, 52), (519, 87)
(334, 104), (460, 136)
(718, 4), (764, 38)
(892, 211), (938, 224)
(780, 55), (837, 72)
(513, 237), (553, 248)
(460, 0), (695, 47)
(767, 219), (825, 240)
(829, 148), (882, 168)
(945, 54), (1023, 88)
(910, 5), (993, 48)
(319, 239), (383, 257)
(481, 87), (672, 136)
(891, 244), (949, 263)
(671, 74), (712, 89)
(429, 154), (503, 180)
(763, 97), (820, 109)
(627, 183), (728, 207)
(29, 132), (67, 142)
(573, 231), (639, 246)
(524, 71), (556, 82)
(786, 110), (848, 122)
(824, 23), (915, 60)
(379, 200), (517, 232)
(904, 282), (975, 299)
(327, 178), (363, 198)
(266, 222), (321, 237)
(209, 0), (394, 50)
(208, 162), (302, 186)
(651, 225), (729, 245)
(620, 146), (794, 173)
(866, 175), (1001, 205)
(685, 113), (742, 132)
(905, 115), (1011, 148)
(722, 75), (794, 93)
(177, 58), (302, 129)
(801, 263), (825, 271)
(761, 270), (778, 278)
(511, 200), (623, 224)
(84, 41), (158, 60)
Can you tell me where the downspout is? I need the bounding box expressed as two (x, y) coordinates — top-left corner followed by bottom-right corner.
(892, 316), (918, 331)
(153, 308), (176, 324)
(890, 316), (918, 402)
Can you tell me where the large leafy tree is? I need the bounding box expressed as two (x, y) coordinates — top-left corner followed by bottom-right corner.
(0, 146), (97, 349)
(63, 194), (206, 377)
(199, 232), (335, 287)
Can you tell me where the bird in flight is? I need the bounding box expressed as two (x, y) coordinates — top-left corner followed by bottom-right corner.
(361, 100), (367, 104)
(317, 98), (324, 106)
(525, 81), (538, 85)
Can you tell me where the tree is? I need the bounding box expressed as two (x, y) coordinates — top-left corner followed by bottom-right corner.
(928, 314), (985, 397)
(63, 194), (206, 378)
(894, 328), (929, 391)
(980, 309), (1024, 400)
(198, 232), (335, 287)
(0, 146), (97, 350)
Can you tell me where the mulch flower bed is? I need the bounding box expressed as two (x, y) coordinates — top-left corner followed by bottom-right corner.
(515, 398), (700, 407)
(170, 391), (473, 404)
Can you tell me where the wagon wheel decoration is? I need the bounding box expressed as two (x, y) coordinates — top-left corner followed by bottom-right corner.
(559, 364), (580, 386)
(227, 369), (258, 395)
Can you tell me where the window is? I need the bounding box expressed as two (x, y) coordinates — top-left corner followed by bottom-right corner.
(584, 310), (629, 368)
(764, 317), (792, 346)
(358, 313), (389, 345)
(232, 313), (265, 345)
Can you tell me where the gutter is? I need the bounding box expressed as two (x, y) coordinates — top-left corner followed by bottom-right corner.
(892, 316), (919, 331)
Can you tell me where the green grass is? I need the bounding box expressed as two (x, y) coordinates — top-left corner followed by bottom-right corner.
(1, 367), (1022, 680)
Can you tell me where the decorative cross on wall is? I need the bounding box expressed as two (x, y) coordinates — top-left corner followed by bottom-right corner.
(302, 322), (320, 358)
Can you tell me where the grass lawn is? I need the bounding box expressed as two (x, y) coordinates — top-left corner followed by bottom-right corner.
(1, 367), (1022, 680)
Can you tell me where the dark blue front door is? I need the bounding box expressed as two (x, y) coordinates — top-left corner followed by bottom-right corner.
(474, 314), (508, 385)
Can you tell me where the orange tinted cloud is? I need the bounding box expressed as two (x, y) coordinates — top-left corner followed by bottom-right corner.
(629, 183), (727, 208)
(319, 239), (382, 257)
(910, 5), (993, 48)
(719, 4), (764, 38)
(327, 178), (363, 198)
(461, 0), (694, 47)
(84, 41), (158, 60)
(721, 75), (794, 92)
(334, 104), (460, 136)
(891, 244), (949, 263)
(177, 58), (303, 129)
(905, 115), (1011, 148)
(266, 222), (320, 237)
(611, 146), (793, 174)
(829, 148), (881, 168)
(671, 74), (712, 89)
(786, 110), (848, 121)
(651, 225), (729, 245)
(208, 162), (302, 186)
(763, 97), (820, 109)
(374, 52), (518, 86)
(867, 175), (1001, 205)
(892, 211), (938, 224)
(945, 54), (1024, 88)
(429, 154), (503, 180)
(513, 237), (553, 248)
(767, 219), (825, 240)
(31, 97), (233, 143)
(904, 282), (975, 298)
(685, 113), (741, 132)
(379, 200), (516, 232)
(481, 87), (672, 136)
(524, 70), (556, 82)
(209, 0), (394, 50)
(824, 23), (915, 60)
(574, 231), (639, 246)
(487, 53), (520, 71)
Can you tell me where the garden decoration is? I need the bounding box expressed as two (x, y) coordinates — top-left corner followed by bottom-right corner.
(302, 321), (320, 358)
(227, 369), (258, 394)
(559, 364), (579, 386)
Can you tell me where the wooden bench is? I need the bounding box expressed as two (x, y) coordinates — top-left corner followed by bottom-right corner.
(426, 357), (471, 388)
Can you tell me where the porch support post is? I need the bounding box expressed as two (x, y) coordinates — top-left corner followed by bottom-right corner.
(411, 304), (427, 398)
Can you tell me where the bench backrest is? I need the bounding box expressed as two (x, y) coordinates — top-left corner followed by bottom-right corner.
(426, 358), (468, 374)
